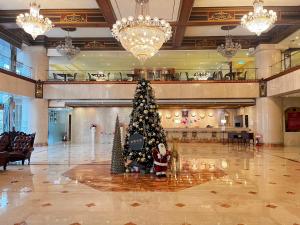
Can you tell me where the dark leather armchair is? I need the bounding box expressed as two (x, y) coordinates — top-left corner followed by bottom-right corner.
(9, 134), (35, 165)
(0, 134), (10, 152)
(0, 152), (9, 170)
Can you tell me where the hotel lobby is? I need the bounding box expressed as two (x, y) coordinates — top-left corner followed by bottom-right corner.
(0, 0), (300, 225)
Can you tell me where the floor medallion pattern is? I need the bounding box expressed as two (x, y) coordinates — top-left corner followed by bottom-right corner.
(63, 164), (226, 192)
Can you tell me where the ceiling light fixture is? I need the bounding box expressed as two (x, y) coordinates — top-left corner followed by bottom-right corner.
(241, 0), (277, 36)
(217, 31), (241, 61)
(16, 2), (53, 39)
(56, 33), (80, 59)
(111, 0), (172, 64)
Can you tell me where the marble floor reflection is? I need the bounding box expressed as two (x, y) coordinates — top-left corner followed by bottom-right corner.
(0, 143), (299, 225)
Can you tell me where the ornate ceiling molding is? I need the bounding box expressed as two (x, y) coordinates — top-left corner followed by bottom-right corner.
(188, 6), (300, 26)
(0, 9), (108, 27)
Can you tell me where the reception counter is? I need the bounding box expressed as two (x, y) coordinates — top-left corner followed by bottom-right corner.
(165, 127), (251, 142)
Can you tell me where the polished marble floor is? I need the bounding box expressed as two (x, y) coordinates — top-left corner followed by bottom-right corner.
(0, 143), (300, 225)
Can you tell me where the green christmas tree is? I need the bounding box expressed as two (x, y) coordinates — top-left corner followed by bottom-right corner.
(111, 116), (125, 174)
(123, 79), (167, 171)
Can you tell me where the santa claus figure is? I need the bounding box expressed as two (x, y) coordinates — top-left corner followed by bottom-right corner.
(152, 143), (170, 177)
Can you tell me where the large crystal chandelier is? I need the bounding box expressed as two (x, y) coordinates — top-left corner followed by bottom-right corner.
(217, 33), (241, 61)
(241, 0), (277, 36)
(56, 34), (80, 59)
(111, 0), (172, 63)
(16, 2), (53, 39)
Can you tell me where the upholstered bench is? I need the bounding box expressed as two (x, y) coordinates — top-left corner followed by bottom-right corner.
(0, 152), (9, 170)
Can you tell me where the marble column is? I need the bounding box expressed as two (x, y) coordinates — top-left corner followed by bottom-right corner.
(26, 98), (49, 145)
(22, 45), (49, 81)
(255, 44), (284, 145)
(256, 97), (283, 145)
(254, 44), (282, 79)
(22, 46), (49, 145)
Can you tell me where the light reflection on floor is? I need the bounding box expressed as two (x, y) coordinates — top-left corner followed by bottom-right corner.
(0, 143), (299, 225)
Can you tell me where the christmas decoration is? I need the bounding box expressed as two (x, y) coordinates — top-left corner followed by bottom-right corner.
(111, 116), (125, 174)
(123, 79), (167, 172)
(152, 143), (170, 177)
(170, 142), (180, 174)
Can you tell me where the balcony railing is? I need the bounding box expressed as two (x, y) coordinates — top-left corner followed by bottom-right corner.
(47, 68), (257, 82)
(271, 50), (300, 76)
(0, 53), (32, 78)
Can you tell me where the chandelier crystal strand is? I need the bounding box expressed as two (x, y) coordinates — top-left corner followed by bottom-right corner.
(56, 34), (80, 59)
(111, 0), (172, 64)
(217, 33), (241, 61)
(241, 0), (277, 36)
(16, 2), (53, 39)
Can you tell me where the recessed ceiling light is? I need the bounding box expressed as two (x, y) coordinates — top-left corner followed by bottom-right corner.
(296, 36), (299, 40)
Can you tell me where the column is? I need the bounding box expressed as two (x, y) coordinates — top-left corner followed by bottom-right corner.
(22, 46), (49, 145)
(255, 44), (284, 145)
(256, 97), (283, 145)
(26, 98), (49, 145)
(254, 44), (282, 79)
(22, 45), (49, 81)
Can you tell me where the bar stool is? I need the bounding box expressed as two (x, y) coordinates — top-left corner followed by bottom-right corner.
(192, 131), (197, 141)
(181, 131), (188, 142)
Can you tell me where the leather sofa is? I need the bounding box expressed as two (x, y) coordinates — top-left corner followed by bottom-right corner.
(0, 131), (35, 167)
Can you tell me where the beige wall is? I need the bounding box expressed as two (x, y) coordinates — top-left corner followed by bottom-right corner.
(70, 106), (247, 144)
(44, 82), (259, 100)
(71, 107), (132, 144)
(0, 72), (35, 97)
(237, 106), (257, 132)
(268, 69), (300, 96)
(283, 97), (300, 146)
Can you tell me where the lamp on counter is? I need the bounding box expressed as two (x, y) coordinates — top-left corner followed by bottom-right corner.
(221, 119), (227, 125)
(221, 118), (227, 144)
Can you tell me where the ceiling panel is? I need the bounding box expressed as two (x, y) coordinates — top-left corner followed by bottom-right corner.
(185, 25), (256, 36)
(45, 28), (112, 38)
(279, 29), (300, 48)
(194, 0), (300, 7)
(0, 0), (98, 10)
(111, 0), (181, 21)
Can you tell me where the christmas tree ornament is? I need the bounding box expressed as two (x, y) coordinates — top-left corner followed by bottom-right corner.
(111, 116), (125, 174)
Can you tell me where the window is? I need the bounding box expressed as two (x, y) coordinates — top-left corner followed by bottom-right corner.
(17, 48), (32, 78)
(0, 39), (11, 71)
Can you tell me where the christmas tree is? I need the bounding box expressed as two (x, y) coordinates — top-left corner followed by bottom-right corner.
(111, 116), (125, 174)
(123, 79), (167, 172)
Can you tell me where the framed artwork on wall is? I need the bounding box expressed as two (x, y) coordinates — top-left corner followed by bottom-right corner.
(285, 108), (300, 132)
(182, 110), (189, 117)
